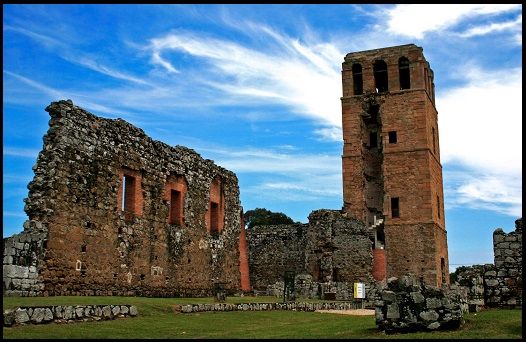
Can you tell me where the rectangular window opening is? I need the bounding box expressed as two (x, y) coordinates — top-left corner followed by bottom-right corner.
(170, 189), (182, 225)
(210, 202), (219, 237)
(369, 131), (378, 149)
(388, 131), (397, 144)
(391, 197), (400, 218)
(122, 175), (136, 213)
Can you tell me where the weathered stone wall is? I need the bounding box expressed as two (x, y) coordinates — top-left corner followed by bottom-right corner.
(304, 210), (373, 285)
(451, 218), (522, 309)
(3, 100), (244, 297)
(374, 275), (466, 334)
(487, 218), (522, 307)
(247, 223), (308, 290)
(3, 231), (47, 296)
(450, 264), (485, 312)
(3, 304), (137, 327)
(247, 209), (373, 299)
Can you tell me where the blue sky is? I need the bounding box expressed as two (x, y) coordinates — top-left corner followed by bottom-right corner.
(3, 4), (522, 271)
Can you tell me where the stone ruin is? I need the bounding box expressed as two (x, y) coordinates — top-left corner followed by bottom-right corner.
(374, 274), (467, 334)
(247, 209), (375, 301)
(3, 100), (251, 297)
(451, 218), (522, 311)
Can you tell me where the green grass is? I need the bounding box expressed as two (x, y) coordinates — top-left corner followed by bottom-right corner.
(3, 296), (522, 339)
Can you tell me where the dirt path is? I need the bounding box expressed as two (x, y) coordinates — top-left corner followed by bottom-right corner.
(315, 309), (375, 316)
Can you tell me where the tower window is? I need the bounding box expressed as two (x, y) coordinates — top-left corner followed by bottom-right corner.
(81, 244), (87, 253)
(399, 57), (410, 90)
(369, 131), (378, 149)
(388, 131), (397, 144)
(391, 197), (400, 218)
(373, 60), (388, 93)
(169, 189), (183, 225)
(352, 63), (363, 95)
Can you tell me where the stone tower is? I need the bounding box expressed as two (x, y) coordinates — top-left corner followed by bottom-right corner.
(341, 44), (449, 286)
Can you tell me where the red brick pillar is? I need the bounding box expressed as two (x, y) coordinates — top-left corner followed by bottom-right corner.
(239, 210), (251, 291)
(372, 249), (387, 281)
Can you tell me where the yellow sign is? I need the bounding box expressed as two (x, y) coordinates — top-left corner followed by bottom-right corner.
(353, 282), (365, 298)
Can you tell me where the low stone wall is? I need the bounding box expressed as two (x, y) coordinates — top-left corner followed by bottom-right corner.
(174, 301), (361, 313)
(374, 275), (467, 334)
(3, 304), (138, 327)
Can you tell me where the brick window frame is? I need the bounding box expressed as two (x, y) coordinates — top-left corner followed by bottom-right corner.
(206, 176), (225, 237)
(164, 175), (187, 226)
(117, 168), (143, 219)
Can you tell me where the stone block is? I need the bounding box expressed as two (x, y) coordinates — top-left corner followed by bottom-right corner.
(15, 308), (30, 324)
(386, 303), (400, 319)
(419, 310), (439, 321)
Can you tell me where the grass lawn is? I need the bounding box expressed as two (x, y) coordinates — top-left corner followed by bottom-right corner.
(2, 296), (522, 339)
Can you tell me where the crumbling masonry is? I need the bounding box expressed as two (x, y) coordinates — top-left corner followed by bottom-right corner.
(3, 100), (251, 296)
(341, 44), (448, 286)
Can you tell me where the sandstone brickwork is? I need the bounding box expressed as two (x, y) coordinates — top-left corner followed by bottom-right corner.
(3, 100), (248, 297)
(341, 44), (448, 286)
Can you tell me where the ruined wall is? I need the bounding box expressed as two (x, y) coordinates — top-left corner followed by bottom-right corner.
(374, 275), (466, 334)
(247, 223), (308, 290)
(487, 218), (522, 307)
(3, 100), (244, 297)
(304, 210), (373, 284)
(341, 44), (448, 287)
(450, 218), (522, 309)
(247, 209), (373, 297)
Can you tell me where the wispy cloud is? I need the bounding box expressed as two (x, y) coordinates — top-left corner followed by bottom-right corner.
(438, 66), (522, 217)
(383, 4), (521, 39)
(147, 24), (343, 130)
(199, 145), (342, 202)
(3, 146), (40, 158)
(6, 25), (151, 86)
(444, 171), (522, 217)
(459, 14), (522, 38)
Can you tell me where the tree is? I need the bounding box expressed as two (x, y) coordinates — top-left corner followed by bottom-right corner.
(243, 208), (297, 229)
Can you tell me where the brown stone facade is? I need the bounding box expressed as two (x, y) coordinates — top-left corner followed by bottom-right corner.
(3, 100), (249, 297)
(341, 44), (449, 286)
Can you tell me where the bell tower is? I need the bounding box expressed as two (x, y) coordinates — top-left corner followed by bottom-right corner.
(341, 44), (449, 286)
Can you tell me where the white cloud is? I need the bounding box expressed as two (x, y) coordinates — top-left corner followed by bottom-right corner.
(459, 14), (522, 38)
(384, 4), (521, 39)
(438, 66), (522, 217)
(314, 127), (342, 142)
(147, 25), (343, 128)
(444, 172), (522, 217)
(437, 66), (522, 176)
(199, 146), (342, 202)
